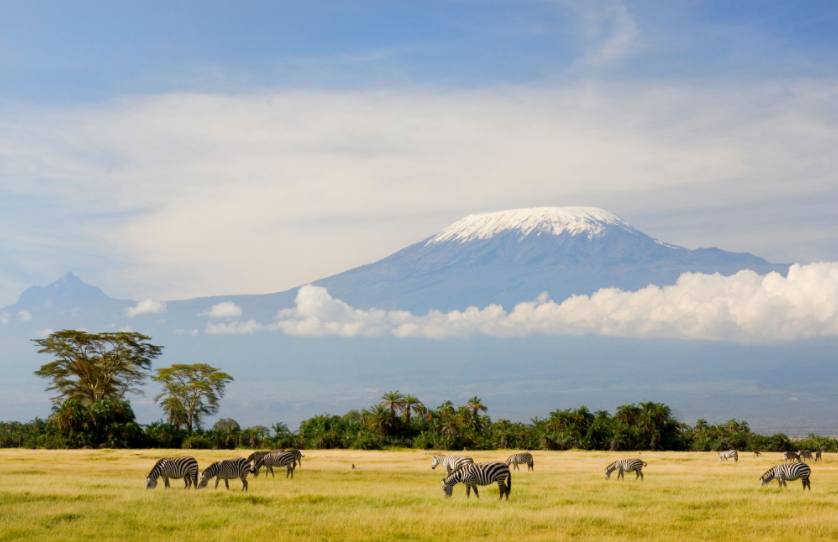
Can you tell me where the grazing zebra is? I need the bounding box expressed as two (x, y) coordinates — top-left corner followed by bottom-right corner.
(799, 450), (814, 460)
(146, 456), (198, 489)
(718, 449), (739, 463)
(284, 448), (304, 467)
(430, 455), (474, 474)
(246, 450), (271, 471)
(815, 449), (823, 462)
(753, 450), (762, 457)
(784, 451), (802, 463)
(198, 457), (251, 492)
(505, 452), (534, 471)
(441, 462), (511, 500)
(605, 458), (647, 480)
(760, 463), (811, 490)
(253, 450), (298, 478)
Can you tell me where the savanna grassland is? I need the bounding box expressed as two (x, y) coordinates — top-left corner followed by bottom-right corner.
(1, 449), (837, 542)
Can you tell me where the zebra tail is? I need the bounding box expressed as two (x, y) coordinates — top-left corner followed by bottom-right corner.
(507, 471), (512, 490)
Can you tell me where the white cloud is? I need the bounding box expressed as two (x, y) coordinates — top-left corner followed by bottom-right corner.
(125, 299), (166, 317)
(267, 262), (838, 342)
(201, 301), (243, 319)
(18, 309), (32, 322)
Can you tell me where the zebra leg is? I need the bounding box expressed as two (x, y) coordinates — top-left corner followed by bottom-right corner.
(803, 478), (811, 491)
(466, 485), (471, 499)
(164, 477), (170, 488)
(242, 477), (248, 492)
(269, 465), (275, 478)
(183, 478), (189, 488)
(497, 482), (506, 500)
(215, 478), (220, 489)
(617, 468), (624, 480)
(637, 469), (644, 481)
(224, 478), (230, 490)
(529, 461), (533, 471)
(513, 463), (519, 471)
(472, 485), (479, 499)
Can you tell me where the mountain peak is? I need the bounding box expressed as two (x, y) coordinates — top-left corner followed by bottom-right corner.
(427, 206), (634, 245)
(15, 272), (118, 310)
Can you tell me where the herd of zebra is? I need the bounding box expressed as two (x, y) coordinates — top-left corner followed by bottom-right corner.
(145, 448), (825, 498)
(145, 449), (303, 492)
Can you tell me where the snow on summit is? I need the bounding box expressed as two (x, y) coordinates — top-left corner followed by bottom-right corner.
(428, 206), (634, 244)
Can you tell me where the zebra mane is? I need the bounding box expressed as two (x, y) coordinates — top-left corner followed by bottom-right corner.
(146, 458), (166, 478)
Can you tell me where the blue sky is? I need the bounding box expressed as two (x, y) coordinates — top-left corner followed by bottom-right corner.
(2, 0), (838, 304)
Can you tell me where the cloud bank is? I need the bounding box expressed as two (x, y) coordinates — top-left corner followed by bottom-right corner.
(202, 301), (243, 319)
(205, 263), (838, 342)
(125, 299), (166, 317)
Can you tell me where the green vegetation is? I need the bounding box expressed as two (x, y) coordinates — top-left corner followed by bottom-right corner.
(1, 448), (837, 542)
(3, 330), (835, 452)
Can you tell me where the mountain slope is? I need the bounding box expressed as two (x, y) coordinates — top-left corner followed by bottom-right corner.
(311, 207), (785, 311)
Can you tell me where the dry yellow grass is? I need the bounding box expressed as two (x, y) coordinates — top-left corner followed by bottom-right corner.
(1, 448), (837, 541)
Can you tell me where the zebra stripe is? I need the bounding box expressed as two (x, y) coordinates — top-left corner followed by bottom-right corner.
(430, 455), (474, 474)
(253, 451), (298, 478)
(146, 456), (198, 489)
(605, 458), (647, 480)
(718, 449), (739, 463)
(441, 462), (512, 500)
(505, 452), (534, 471)
(198, 457), (251, 491)
(760, 463), (811, 490)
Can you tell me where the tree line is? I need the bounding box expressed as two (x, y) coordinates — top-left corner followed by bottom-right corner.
(1, 329), (836, 452)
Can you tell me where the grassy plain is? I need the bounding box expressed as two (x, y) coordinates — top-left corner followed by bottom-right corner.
(1, 448), (838, 541)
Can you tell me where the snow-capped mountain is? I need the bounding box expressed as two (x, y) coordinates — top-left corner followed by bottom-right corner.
(312, 206), (784, 311)
(2, 206), (785, 325)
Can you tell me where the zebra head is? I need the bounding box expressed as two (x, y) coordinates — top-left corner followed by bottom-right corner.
(145, 476), (157, 489)
(759, 469), (775, 486)
(441, 478), (454, 497)
(430, 456), (441, 470)
(198, 463), (217, 488)
(604, 462), (617, 479)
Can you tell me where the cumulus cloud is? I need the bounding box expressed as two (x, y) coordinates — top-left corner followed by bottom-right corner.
(125, 299), (166, 317)
(202, 301), (243, 319)
(264, 263), (838, 342)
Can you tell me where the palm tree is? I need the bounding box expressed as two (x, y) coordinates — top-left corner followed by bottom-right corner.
(380, 391), (406, 417)
(465, 396), (488, 430)
(402, 395), (424, 425)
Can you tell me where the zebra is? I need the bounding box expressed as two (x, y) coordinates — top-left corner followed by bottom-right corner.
(753, 450), (762, 457)
(253, 450), (298, 478)
(784, 451), (802, 463)
(505, 452), (534, 471)
(430, 455), (474, 475)
(815, 449), (823, 462)
(441, 462), (511, 500)
(146, 456), (198, 489)
(799, 450), (814, 461)
(718, 449), (739, 463)
(760, 463), (811, 490)
(246, 450), (271, 471)
(605, 458), (647, 480)
(198, 457), (251, 491)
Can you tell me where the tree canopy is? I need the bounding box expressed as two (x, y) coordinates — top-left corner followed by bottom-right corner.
(153, 363), (233, 433)
(33, 330), (162, 405)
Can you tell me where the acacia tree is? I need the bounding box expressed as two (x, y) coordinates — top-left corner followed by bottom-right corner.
(153, 363), (233, 433)
(33, 330), (162, 405)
